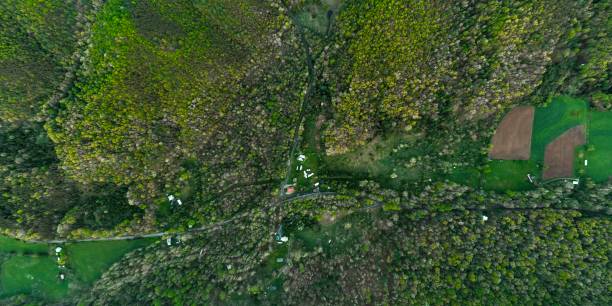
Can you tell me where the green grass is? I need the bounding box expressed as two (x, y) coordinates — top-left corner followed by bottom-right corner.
(531, 96), (588, 161)
(0, 236), (48, 254)
(0, 255), (68, 300)
(584, 111), (612, 182)
(0, 235), (154, 301)
(447, 167), (481, 188)
(66, 239), (154, 284)
(482, 160), (539, 191)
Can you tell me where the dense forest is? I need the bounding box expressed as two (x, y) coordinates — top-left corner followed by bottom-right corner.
(0, 0), (610, 304)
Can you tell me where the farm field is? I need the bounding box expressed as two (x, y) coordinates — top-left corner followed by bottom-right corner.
(542, 125), (586, 179)
(531, 96), (588, 162)
(488, 96), (610, 188)
(489, 106), (534, 160)
(448, 96), (612, 191)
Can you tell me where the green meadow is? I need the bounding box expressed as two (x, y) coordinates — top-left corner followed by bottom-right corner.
(577, 111), (612, 182)
(0, 236), (154, 301)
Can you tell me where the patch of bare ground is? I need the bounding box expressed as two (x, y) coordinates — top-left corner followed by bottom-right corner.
(489, 106), (535, 160)
(543, 125), (586, 179)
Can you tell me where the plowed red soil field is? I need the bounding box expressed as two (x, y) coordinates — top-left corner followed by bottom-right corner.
(489, 106), (534, 160)
(543, 125), (586, 179)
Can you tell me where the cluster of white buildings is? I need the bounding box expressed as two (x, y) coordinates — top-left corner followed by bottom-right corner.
(167, 194), (182, 205)
(297, 154), (315, 179)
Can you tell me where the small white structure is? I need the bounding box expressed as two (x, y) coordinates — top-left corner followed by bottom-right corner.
(573, 179), (580, 185)
(527, 174), (534, 183)
(297, 154), (306, 161)
(276, 258), (284, 263)
(55, 247), (62, 254)
(298, 165), (302, 171)
(482, 215), (488, 222)
(227, 264), (232, 270)
(60, 274), (65, 280)
(166, 237), (172, 246)
(177, 199), (182, 205)
(280, 236), (289, 242)
(314, 182), (319, 187)
(167, 194), (175, 201)
(584, 160), (588, 166)
(307, 173), (314, 178)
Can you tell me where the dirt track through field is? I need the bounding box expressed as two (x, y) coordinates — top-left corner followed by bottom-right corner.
(489, 106), (534, 160)
(543, 125), (586, 180)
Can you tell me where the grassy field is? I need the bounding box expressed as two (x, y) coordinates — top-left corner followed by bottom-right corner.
(66, 239), (154, 284)
(482, 160), (539, 191)
(0, 255), (68, 300)
(583, 111), (612, 182)
(531, 96), (588, 161)
(0, 236), (49, 254)
(449, 160), (539, 192)
(0, 236), (154, 301)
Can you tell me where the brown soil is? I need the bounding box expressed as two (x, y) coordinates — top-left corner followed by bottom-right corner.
(543, 125), (586, 180)
(489, 106), (535, 160)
